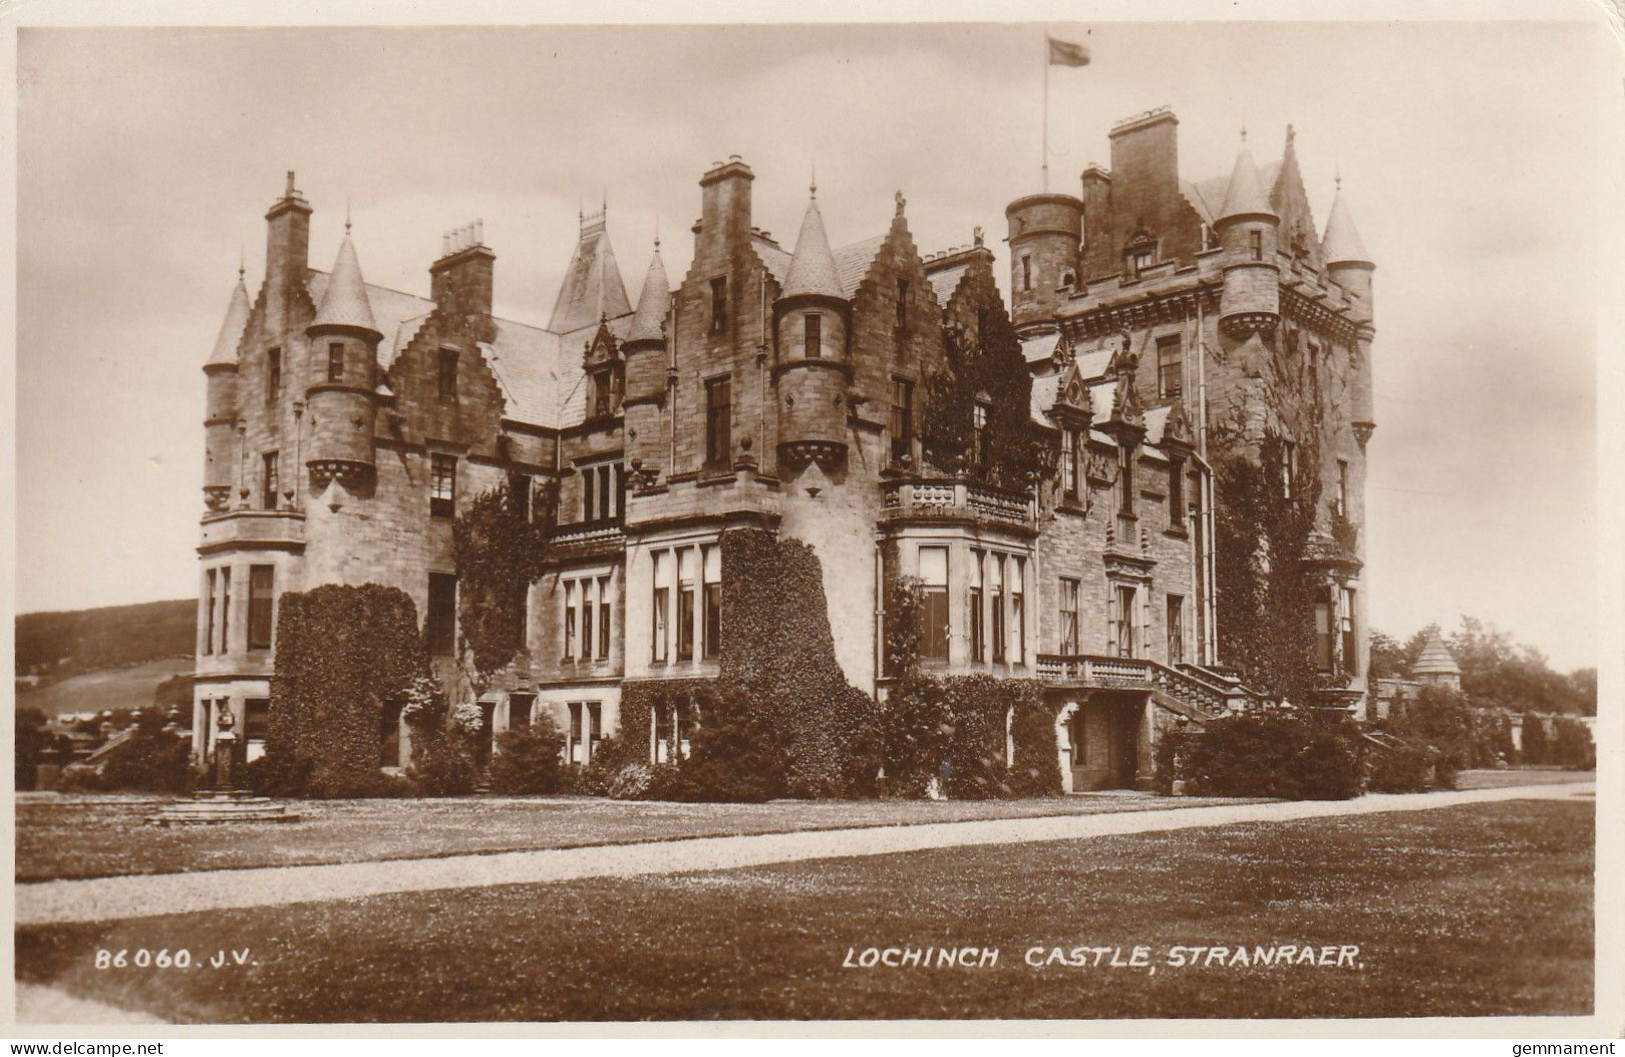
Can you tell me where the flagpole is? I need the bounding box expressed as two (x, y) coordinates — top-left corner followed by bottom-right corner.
(1041, 34), (1050, 192)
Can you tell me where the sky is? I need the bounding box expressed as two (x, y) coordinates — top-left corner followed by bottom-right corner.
(11, 15), (1610, 671)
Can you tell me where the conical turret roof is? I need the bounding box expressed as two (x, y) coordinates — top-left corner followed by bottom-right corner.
(1413, 628), (1460, 676)
(781, 190), (844, 300)
(549, 212), (633, 333)
(311, 234), (379, 334)
(627, 242), (671, 343)
(207, 273), (252, 365)
(1322, 188), (1373, 266)
(1218, 143), (1276, 223)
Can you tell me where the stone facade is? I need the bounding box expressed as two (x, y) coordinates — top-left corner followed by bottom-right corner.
(193, 106), (1373, 789)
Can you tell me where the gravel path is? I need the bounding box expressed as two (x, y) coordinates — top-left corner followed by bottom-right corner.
(14, 983), (168, 1025)
(15, 782), (1591, 928)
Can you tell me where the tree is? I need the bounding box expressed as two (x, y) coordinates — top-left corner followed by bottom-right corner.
(1519, 710), (1548, 766)
(1367, 629), (1412, 680)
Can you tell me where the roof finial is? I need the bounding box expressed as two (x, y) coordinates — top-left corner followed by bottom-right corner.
(895, 189), (906, 216)
(1335, 154), (1342, 192)
(238, 244), (245, 282)
(344, 197), (352, 235)
(602, 186), (608, 213)
(809, 160), (817, 199)
(1239, 121), (1247, 144)
(654, 215), (661, 250)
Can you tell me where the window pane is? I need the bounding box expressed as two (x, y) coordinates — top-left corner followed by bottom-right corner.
(919, 546), (948, 587)
(248, 565), (275, 650)
(804, 312), (821, 358)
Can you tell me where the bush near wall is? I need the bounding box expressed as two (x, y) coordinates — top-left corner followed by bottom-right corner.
(1550, 716), (1596, 771)
(487, 715), (566, 795)
(1156, 710), (1364, 800)
(264, 584), (435, 799)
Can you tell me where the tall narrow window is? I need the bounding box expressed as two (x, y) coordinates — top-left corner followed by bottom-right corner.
(327, 342), (344, 383)
(581, 578), (595, 661)
(1337, 459), (1350, 517)
(973, 402), (990, 466)
(582, 468), (595, 523)
(702, 545), (721, 660)
(1340, 587), (1358, 675)
(651, 552), (669, 664)
(597, 465), (612, 521)
(509, 473), (531, 523)
(705, 377), (731, 468)
(261, 451), (279, 510)
(220, 568), (231, 653)
(609, 365), (624, 414)
(1157, 335), (1183, 400)
(1010, 558), (1025, 665)
(1280, 440), (1297, 500)
(919, 547), (949, 661)
(563, 580), (577, 661)
(266, 348), (281, 405)
(677, 549), (696, 661)
(803, 312), (821, 358)
(598, 575), (612, 661)
(438, 348), (459, 400)
(896, 278), (910, 333)
(247, 564), (275, 651)
(1250, 230), (1263, 261)
(427, 573), (457, 656)
(968, 549), (984, 663)
(1021, 255), (1032, 291)
(990, 556), (1006, 663)
(1113, 584), (1137, 658)
(1314, 589), (1334, 673)
(568, 702), (584, 763)
(890, 378), (913, 465)
(1167, 595), (1186, 665)
(710, 276), (727, 332)
(203, 570), (216, 656)
(430, 454), (457, 517)
(1169, 458), (1185, 530)
(593, 370), (611, 418)
(1119, 445), (1136, 516)
(1060, 577), (1080, 654)
(1060, 429), (1077, 499)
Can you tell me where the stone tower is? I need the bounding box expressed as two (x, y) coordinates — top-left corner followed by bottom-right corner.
(774, 181), (851, 471)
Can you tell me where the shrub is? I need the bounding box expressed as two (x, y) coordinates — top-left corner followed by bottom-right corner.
(672, 684), (786, 803)
(1175, 710), (1364, 800)
(880, 672), (1060, 799)
(100, 713), (196, 794)
(1366, 743), (1434, 793)
(1551, 717), (1596, 771)
(406, 730), (477, 797)
(1383, 686), (1471, 787)
(487, 715), (567, 796)
(1519, 710), (1548, 765)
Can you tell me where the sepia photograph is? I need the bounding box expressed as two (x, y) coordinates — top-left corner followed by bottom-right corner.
(6, 1), (1618, 1036)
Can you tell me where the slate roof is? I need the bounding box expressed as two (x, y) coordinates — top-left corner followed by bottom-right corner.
(1028, 372), (1061, 427)
(207, 277), (252, 366)
(628, 246), (672, 342)
(311, 236), (380, 333)
(926, 261), (971, 307)
(1321, 190), (1372, 265)
(1181, 160), (1283, 226)
(1414, 629), (1460, 676)
(1021, 332), (1061, 364)
(548, 220), (633, 333)
(782, 197), (845, 299)
(1217, 145), (1276, 221)
(753, 235), (793, 287)
(833, 236), (886, 297)
(554, 314), (633, 426)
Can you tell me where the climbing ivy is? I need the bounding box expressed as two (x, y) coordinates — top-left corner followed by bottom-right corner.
(451, 477), (557, 694)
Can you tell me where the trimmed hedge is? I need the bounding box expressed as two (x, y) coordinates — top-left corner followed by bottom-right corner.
(1157, 710), (1364, 800)
(265, 584), (435, 799)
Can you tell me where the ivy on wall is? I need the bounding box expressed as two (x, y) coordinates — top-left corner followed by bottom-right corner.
(451, 477), (557, 694)
(921, 308), (1057, 490)
(264, 584), (432, 798)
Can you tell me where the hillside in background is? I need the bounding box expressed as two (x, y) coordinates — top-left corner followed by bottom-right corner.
(16, 598), (195, 682)
(17, 657), (195, 719)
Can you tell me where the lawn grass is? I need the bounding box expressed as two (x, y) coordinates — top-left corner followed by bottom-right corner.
(14, 799), (1592, 1023)
(15, 791), (1266, 883)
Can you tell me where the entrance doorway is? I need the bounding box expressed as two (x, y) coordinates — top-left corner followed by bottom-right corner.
(1066, 699), (1144, 791)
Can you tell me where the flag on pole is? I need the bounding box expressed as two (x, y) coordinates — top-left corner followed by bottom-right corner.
(1047, 36), (1090, 67)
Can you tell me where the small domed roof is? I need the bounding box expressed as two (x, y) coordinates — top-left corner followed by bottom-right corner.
(1322, 188), (1373, 267)
(781, 189), (844, 300)
(1218, 143), (1276, 223)
(207, 273), (252, 365)
(627, 241), (671, 343)
(311, 234), (379, 334)
(1413, 628), (1460, 676)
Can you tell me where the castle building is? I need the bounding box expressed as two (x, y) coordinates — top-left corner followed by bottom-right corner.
(193, 109), (1373, 792)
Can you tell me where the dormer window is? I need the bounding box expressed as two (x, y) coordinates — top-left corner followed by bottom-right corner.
(803, 312), (821, 358)
(1126, 247), (1154, 279)
(590, 362), (624, 418)
(438, 348), (459, 400)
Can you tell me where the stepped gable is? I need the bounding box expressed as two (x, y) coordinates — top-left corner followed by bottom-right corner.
(549, 208), (633, 333)
(1269, 126), (1324, 269)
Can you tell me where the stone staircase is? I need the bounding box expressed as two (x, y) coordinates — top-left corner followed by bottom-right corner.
(145, 790), (300, 826)
(1034, 653), (1262, 720)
